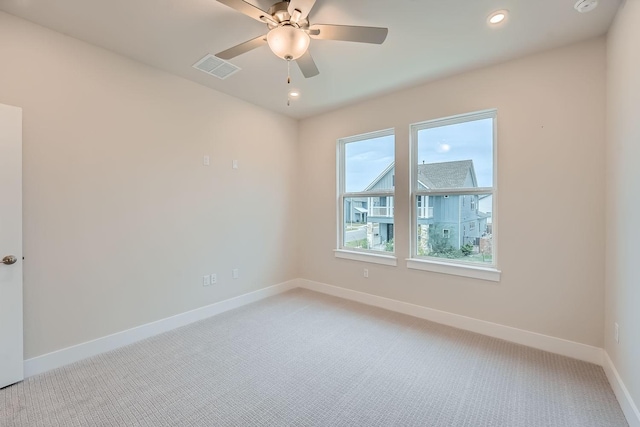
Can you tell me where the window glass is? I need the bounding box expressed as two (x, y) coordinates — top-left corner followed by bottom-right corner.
(339, 131), (395, 254)
(416, 118), (493, 188)
(345, 135), (394, 192)
(412, 112), (495, 266)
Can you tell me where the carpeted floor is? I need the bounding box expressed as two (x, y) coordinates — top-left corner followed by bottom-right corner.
(1, 289), (628, 426)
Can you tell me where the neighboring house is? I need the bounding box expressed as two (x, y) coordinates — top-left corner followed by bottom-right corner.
(344, 198), (368, 223)
(362, 162), (395, 246)
(363, 160), (490, 251)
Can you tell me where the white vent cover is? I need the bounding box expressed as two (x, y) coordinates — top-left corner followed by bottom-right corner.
(192, 54), (241, 79)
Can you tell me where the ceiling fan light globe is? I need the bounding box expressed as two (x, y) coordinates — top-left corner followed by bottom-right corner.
(267, 25), (310, 60)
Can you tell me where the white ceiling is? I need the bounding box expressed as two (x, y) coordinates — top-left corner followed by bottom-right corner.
(0, 0), (620, 119)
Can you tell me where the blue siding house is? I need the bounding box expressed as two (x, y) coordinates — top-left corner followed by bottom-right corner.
(362, 163), (395, 247)
(344, 198), (368, 223)
(363, 160), (490, 252)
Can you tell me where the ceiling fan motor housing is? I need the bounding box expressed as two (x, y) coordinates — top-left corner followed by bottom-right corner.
(267, 1), (309, 29)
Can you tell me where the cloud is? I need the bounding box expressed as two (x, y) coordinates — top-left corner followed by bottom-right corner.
(436, 143), (451, 153)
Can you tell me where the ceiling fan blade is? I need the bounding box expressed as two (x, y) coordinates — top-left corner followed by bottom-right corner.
(215, 35), (267, 60)
(216, 0), (272, 23)
(295, 50), (319, 78)
(309, 24), (388, 44)
(288, 0), (316, 22)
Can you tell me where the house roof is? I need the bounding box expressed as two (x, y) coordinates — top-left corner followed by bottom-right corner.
(362, 159), (478, 191)
(417, 160), (477, 189)
(364, 162), (395, 191)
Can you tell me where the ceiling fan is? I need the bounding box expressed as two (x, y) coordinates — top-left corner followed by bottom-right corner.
(214, 0), (388, 79)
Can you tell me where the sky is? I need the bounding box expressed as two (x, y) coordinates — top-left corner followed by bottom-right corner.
(345, 118), (493, 192)
(417, 118), (493, 188)
(345, 134), (395, 192)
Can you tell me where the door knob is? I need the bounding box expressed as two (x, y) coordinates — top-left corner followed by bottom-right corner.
(1, 255), (17, 265)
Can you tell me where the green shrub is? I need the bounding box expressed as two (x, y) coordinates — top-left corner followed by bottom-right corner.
(461, 243), (473, 256)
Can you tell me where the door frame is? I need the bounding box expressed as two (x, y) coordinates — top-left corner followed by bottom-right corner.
(0, 103), (24, 388)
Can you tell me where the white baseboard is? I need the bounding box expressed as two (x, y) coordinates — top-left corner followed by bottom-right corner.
(603, 352), (640, 427)
(298, 279), (604, 365)
(24, 277), (604, 373)
(23, 280), (298, 378)
(24, 277), (636, 425)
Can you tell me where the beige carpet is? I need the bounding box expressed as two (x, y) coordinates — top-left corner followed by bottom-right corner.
(1, 289), (627, 426)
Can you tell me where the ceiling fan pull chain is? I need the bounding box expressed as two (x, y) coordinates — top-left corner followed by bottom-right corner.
(286, 58), (291, 105)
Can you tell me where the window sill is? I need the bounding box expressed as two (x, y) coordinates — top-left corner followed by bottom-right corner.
(406, 258), (501, 282)
(334, 249), (397, 266)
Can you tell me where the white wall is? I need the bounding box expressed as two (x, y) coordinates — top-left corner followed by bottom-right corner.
(606, 0), (640, 414)
(0, 12), (298, 359)
(0, 7), (617, 370)
(298, 38), (607, 347)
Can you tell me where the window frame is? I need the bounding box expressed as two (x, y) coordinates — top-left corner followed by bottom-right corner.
(408, 110), (500, 281)
(336, 128), (396, 265)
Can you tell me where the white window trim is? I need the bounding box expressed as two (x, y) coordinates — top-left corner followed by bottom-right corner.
(406, 258), (501, 282)
(409, 109), (499, 276)
(335, 249), (397, 266)
(337, 128), (395, 259)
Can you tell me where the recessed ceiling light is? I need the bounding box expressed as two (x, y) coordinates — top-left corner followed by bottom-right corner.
(287, 90), (300, 106)
(488, 10), (508, 25)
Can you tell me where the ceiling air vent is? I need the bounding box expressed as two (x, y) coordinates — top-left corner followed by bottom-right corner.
(192, 54), (240, 79)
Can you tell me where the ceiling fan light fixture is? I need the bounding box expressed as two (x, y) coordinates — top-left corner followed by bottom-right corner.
(267, 24), (310, 60)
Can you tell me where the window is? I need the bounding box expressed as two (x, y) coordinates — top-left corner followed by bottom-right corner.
(337, 129), (395, 259)
(410, 110), (497, 273)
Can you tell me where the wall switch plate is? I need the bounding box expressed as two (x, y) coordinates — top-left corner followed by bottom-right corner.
(615, 322), (619, 343)
(363, 268), (369, 278)
(210, 274), (217, 284)
(202, 275), (211, 286)
(232, 160), (238, 169)
(203, 155), (210, 166)
(232, 268), (239, 279)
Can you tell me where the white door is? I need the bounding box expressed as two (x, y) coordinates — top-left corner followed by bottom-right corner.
(0, 103), (23, 388)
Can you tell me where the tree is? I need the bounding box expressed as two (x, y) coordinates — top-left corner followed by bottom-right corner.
(384, 239), (394, 252)
(427, 225), (456, 257)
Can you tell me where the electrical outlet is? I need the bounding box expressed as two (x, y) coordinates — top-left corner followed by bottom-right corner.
(202, 275), (211, 286)
(615, 323), (619, 343)
(203, 155), (210, 166)
(232, 160), (238, 169)
(363, 268), (369, 278)
(210, 274), (217, 284)
(232, 268), (239, 279)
